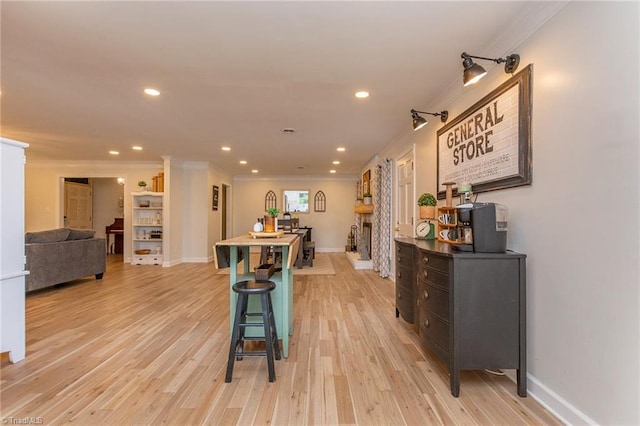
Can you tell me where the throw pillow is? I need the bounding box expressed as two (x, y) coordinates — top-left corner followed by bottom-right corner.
(66, 228), (96, 240)
(25, 228), (70, 243)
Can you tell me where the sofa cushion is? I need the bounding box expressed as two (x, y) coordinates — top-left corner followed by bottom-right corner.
(25, 228), (70, 243)
(66, 228), (96, 240)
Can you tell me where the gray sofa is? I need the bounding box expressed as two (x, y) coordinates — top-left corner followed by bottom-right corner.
(25, 228), (106, 292)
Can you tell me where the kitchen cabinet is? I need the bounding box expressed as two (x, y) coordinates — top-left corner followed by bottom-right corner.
(396, 237), (527, 397)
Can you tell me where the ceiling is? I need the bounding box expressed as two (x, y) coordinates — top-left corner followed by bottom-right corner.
(1, 1), (551, 177)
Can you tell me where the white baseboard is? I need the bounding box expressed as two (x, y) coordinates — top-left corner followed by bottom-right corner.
(180, 257), (209, 263)
(525, 373), (596, 425)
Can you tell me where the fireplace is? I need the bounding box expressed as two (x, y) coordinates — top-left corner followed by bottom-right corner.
(360, 222), (372, 261)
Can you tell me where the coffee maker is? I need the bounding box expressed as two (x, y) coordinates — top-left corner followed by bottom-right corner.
(453, 202), (508, 253)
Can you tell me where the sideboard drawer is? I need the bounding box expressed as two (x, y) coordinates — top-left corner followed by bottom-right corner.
(396, 264), (414, 290)
(420, 283), (449, 321)
(418, 267), (449, 290)
(396, 284), (415, 324)
(396, 243), (415, 268)
(419, 310), (449, 356)
(417, 250), (449, 273)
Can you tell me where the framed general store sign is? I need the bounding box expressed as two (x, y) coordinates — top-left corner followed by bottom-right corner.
(437, 64), (532, 200)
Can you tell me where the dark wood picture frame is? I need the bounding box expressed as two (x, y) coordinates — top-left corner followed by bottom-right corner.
(212, 185), (219, 211)
(265, 190), (277, 211)
(436, 64), (532, 199)
(362, 169), (371, 196)
(314, 190), (326, 212)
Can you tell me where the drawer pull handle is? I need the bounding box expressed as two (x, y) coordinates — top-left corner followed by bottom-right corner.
(422, 270), (428, 278)
(423, 257), (429, 263)
(423, 291), (429, 300)
(398, 272), (402, 279)
(398, 292), (402, 299)
(424, 319), (430, 328)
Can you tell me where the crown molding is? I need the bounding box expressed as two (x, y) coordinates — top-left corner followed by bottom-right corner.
(232, 174), (357, 182)
(25, 159), (163, 169)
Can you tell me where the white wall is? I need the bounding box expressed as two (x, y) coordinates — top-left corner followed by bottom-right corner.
(181, 162), (209, 263)
(208, 167), (231, 260)
(163, 157), (184, 266)
(231, 176), (356, 251)
(382, 2), (639, 424)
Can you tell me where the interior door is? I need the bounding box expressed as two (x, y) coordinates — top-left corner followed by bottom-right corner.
(396, 149), (414, 237)
(64, 181), (93, 229)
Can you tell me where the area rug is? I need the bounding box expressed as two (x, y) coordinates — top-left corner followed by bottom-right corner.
(217, 252), (335, 275)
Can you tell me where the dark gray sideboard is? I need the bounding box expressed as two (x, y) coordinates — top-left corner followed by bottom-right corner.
(395, 238), (527, 397)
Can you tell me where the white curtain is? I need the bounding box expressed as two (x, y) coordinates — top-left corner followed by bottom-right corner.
(373, 158), (392, 277)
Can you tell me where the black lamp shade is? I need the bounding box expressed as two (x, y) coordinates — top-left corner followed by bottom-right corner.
(412, 114), (428, 131)
(463, 62), (487, 86)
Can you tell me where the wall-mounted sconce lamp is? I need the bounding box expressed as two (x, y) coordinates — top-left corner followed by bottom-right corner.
(461, 52), (520, 86)
(411, 109), (449, 131)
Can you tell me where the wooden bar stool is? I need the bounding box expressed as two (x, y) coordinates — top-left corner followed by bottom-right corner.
(225, 280), (281, 383)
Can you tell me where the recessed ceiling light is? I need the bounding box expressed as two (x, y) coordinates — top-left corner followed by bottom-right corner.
(337, 147), (346, 152)
(251, 169), (259, 174)
(221, 146), (231, 151)
(109, 150), (119, 155)
(355, 91), (370, 98)
(144, 88), (160, 96)
(132, 146), (143, 151)
(332, 160), (340, 165)
(239, 160), (247, 165)
(330, 170), (337, 174)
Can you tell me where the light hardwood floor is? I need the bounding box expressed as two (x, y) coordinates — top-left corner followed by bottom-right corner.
(1, 253), (561, 425)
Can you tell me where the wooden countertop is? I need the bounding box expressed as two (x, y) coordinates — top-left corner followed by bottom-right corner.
(216, 233), (300, 269)
(216, 233), (298, 247)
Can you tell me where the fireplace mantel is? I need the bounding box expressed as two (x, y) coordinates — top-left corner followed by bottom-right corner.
(354, 204), (373, 214)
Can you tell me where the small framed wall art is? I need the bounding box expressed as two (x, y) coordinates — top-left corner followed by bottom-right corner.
(212, 185), (219, 211)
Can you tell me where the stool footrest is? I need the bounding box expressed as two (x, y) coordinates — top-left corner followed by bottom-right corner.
(233, 351), (268, 357)
(239, 322), (268, 327)
(240, 336), (275, 341)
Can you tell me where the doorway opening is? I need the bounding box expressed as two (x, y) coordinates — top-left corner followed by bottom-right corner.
(62, 177), (125, 255)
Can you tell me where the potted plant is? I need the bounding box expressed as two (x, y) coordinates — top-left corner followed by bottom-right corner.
(264, 208), (280, 232)
(137, 180), (147, 192)
(417, 192), (437, 219)
(363, 192), (372, 204)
